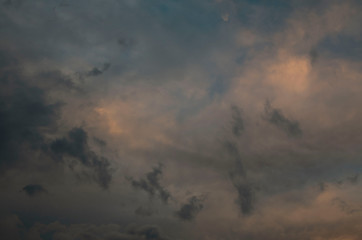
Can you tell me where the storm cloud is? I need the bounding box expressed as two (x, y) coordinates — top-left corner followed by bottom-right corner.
(49, 127), (112, 189)
(0, 63), (61, 172)
(175, 195), (205, 221)
(230, 105), (244, 138)
(0, 215), (170, 240)
(22, 184), (48, 197)
(129, 164), (171, 204)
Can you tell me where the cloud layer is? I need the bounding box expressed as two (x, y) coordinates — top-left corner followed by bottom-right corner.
(1, 0), (362, 239)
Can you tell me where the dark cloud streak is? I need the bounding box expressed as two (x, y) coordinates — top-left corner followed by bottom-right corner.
(129, 164), (171, 204)
(22, 184), (48, 197)
(231, 105), (244, 138)
(263, 100), (302, 137)
(86, 63), (111, 77)
(225, 141), (254, 215)
(49, 127), (112, 189)
(175, 195), (205, 221)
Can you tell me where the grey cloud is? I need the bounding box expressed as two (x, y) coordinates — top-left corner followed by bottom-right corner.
(0, 215), (170, 240)
(22, 184), (48, 197)
(37, 70), (80, 91)
(224, 140), (254, 215)
(49, 127), (112, 189)
(224, 141), (245, 176)
(134, 206), (154, 217)
(331, 198), (362, 215)
(129, 164), (171, 204)
(231, 105), (244, 138)
(118, 37), (136, 48)
(2, 0), (23, 7)
(0, 68), (61, 172)
(263, 100), (302, 137)
(126, 225), (169, 240)
(2, 0), (11, 6)
(0, 50), (113, 190)
(93, 137), (107, 147)
(1, 0), (362, 239)
(319, 182), (327, 192)
(230, 177), (254, 215)
(0, 215), (24, 240)
(346, 174), (359, 184)
(309, 48), (319, 65)
(86, 63), (111, 77)
(336, 173), (359, 185)
(318, 34), (362, 61)
(175, 195), (204, 221)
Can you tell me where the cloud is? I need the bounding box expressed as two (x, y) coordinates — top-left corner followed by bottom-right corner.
(309, 48), (319, 65)
(230, 105), (244, 138)
(37, 70), (81, 92)
(0, 215), (24, 240)
(0, 215), (171, 240)
(49, 127), (112, 189)
(224, 140), (245, 175)
(230, 178), (254, 215)
(22, 184), (48, 197)
(129, 164), (171, 204)
(224, 140), (254, 215)
(134, 206), (155, 217)
(175, 195), (205, 221)
(118, 37), (136, 48)
(263, 100), (302, 137)
(331, 198), (362, 215)
(0, 65), (61, 172)
(85, 63), (111, 77)
(126, 225), (170, 240)
(1, 0), (362, 239)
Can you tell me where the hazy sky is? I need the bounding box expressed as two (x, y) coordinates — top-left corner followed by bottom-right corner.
(1, 0), (362, 239)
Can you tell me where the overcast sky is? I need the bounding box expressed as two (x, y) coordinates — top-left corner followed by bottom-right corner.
(1, 0), (362, 239)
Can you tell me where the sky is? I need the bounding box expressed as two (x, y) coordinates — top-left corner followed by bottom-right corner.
(0, 0), (362, 239)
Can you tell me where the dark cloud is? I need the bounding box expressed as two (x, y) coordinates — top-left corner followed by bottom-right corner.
(331, 198), (362, 215)
(0, 215), (24, 240)
(49, 127), (112, 189)
(230, 177), (254, 215)
(86, 63), (111, 77)
(0, 68), (61, 172)
(309, 48), (319, 65)
(319, 182), (327, 192)
(175, 195), (205, 221)
(0, 0), (361, 239)
(263, 100), (302, 137)
(230, 105), (244, 138)
(0, 50), (19, 69)
(346, 174), (359, 184)
(22, 184), (48, 197)
(93, 137), (107, 147)
(224, 141), (245, 176)
(317, 34), (362, 61)
(37, 70), (80, 91)
(337, 173), (359, 185)
(0, 215), (170, 240)
(129, 164), (171, 204)
(2, 0), (11, 6)
(224, 141), (254, 215)
(126, 225), (169, 240)
(2, 0), (23, 7)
